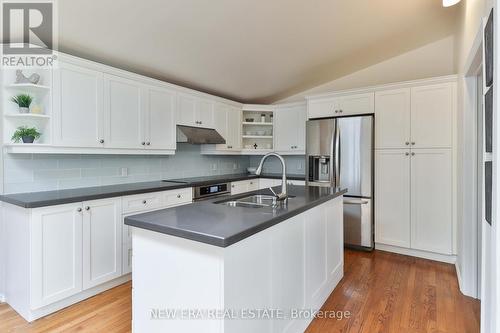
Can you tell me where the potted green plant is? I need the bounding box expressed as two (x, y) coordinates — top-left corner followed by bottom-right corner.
(10, 94), (33, 113)
(11, 126), (41, 144)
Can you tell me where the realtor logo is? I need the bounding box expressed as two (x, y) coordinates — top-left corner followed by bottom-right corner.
(1, 0), (57, 67)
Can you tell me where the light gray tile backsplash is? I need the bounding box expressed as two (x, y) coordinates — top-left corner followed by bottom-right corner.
(3, 144), (250, 194)
(248, 155), (306, 175)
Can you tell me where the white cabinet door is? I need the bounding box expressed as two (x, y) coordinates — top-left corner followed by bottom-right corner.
(103, 74), (144, 149)
(227, 106), (241, 150)
(82, 198), (122, 289)
(176, 93), (197, 126)
(375, 89), (411, 149)
(31, 203), (83, 309)
(410, 83), (454, 148)
(375, 149), (411, 248)
(307, 98), (337, 119)
(145, 86), (176, 150)
(53, 62), (104, 147)
(337, 92), (374, 116)
(410, 149), (452, 254)
(196, 98), (214, 128)
(213, 103), (229, 150)
(274, 104), (306, 153)
(230, 180), (256, 194)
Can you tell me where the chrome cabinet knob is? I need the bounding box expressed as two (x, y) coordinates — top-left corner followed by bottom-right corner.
(411, 142), (415, 145)
(405, 142), (410, 145)
(411, 152), (415, 156)
(339, 109), (343, 113)
(405, 152), (409, 156)
(85, 206), (90, 211)
(146, 142), (151, 146)
(99, 139), (104, 144)
(177, 194), (181, 198)
(77, 207), (82, 212)
(334, 110), (338, 113)
(141, 142), (146, 146)
(142, 200), (147, 204)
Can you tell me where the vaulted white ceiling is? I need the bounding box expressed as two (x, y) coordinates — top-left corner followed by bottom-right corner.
(58, 0), (459, 103)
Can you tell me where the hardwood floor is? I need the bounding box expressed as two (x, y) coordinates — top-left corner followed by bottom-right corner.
(0, 250), (479, 333)
(305, 250), (480, 333)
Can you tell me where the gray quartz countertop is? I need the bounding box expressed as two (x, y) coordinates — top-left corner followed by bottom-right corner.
(0, 173), (306, 208)
(125, 185), (346, 247)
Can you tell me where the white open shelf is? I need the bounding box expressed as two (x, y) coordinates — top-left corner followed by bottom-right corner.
(5, 83), (51, 93)
(5, 113), (50, 119)
(242, 135), (273, 139)
(2, 68), (53, 146)
(242, 122), (273, 126)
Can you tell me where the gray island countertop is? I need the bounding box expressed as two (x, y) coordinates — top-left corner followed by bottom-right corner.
(125, 185), (346, 247)
(0, 173), (305, 208)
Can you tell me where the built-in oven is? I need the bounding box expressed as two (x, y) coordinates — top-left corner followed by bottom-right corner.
(193, 182), (231, 201)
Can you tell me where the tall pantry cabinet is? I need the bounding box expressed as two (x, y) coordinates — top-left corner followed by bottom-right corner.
(374, 81), (455, 256)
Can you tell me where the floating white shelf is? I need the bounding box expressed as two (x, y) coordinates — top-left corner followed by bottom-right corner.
(5, 113), (50, 119)
(242, 135), (273, 139)
(242, 122), (273, 126)
(5, 83), (51, 92)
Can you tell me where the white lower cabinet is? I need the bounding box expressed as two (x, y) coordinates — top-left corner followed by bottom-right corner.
(410, 149), (452, 254)
(230, 179), (258, 194)
(31, 203), (84, 309)
(122, 188), (193, 274)
(375, 148), (453, 256)
(375, 150), (411, 248)
(82, 198), (122, 289)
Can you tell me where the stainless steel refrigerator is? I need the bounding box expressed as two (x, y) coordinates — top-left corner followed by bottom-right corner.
(306, 115), (374, 250)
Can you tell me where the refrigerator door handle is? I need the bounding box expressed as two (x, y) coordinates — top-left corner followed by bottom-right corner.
(334, 120), (341, 187)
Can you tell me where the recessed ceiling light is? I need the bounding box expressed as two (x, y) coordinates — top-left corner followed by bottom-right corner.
(443, 0), (461, 7)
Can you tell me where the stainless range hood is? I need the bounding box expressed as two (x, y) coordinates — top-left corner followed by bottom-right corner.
(176, 125), (226, 144)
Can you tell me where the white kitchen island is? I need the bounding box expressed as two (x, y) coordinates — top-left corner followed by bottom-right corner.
(126, 186), (345, 333)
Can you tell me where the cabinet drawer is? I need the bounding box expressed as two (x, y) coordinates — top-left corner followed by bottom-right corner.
(164, 188), (193, 207)
(122, 192), (164, 214)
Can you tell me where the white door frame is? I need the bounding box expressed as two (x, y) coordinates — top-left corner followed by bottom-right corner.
(461, 24), (484, 299)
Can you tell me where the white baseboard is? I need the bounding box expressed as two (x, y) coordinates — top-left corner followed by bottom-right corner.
(11, 274), (131, 322)
(375, 243), (457, 264)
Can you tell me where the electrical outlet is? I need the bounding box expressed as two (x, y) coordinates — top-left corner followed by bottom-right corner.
(120, 167), (128, 177)
(297, 161), (303, 170)
(233, 163), (238, 170)
(212, 163), (218, 171)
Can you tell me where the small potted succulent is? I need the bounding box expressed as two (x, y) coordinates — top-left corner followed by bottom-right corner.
(10, 94), (33, 113)
(11, 126), (41, 144)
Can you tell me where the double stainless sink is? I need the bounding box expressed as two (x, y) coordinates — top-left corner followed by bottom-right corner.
(216, 194), (292, 208)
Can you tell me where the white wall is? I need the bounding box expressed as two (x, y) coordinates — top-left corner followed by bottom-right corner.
(277, 36), (456, 103)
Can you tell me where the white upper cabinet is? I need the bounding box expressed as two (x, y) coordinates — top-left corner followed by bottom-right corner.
(375, 149), (411, 248)
(226, 106), (241, 150)
(103, 74), (144, 149)
(274, 104), (306, 153)
(410, 149), (452, 254)
(307, 92), (374, 119)
(205, 103), (241, 151)
(53, 62), (104, 147)
(410, 83), (454, 149)
(176, 93), (196, 126)
(337, 93), (375, 116)
(144, 86), (176, 150)
(177, 93), (214, 128)
(196, 98), (214, 128)
(82, 198), (122, 289)
(375, 88), (411, 149)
